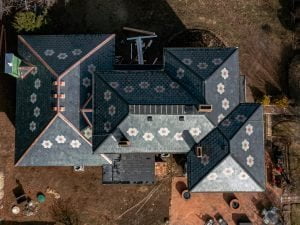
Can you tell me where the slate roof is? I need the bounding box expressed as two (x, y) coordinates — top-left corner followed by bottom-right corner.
(15, 34), (115, 166)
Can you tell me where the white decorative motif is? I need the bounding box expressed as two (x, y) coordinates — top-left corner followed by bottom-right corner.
(218, 114), (225, 123)
(170, 82), (179, 89)
(207, 173), (218, 181)
(158, 128), (170, 136)
(55, 135), (66, 144)
(30, 93), (37, 104)
(33, 107), (40, 118)
(222, 119), (231, 127)
(139, 81), (150, 89)
(238, 171), (249, 180)
(29, 121), (36, 132)
(103, 121), (111, 132)
(189, 127), (201, 136)
(246, 124), (254, 136)
(247, 155), (255, 167)
(31, 67), (38, 75)
(235, 114), (247, 123)
(217, 83), (225, 95)
(197, 62), (208, 69)
(57, 53), (68, 60)
(83, 127), (92, 139)
(127, 128), (139, 137)
(42, 140), (53, 149)
(109, 82), (119, 89)
(104, 90), (112, 101)
(70, 140), (81, 148)
(44, 49), (55, 56)
(174, 132), (183, 141)
(182, 58), (192, 65)
(72, 49), (82, 56)
(34, 79), (41, 89)
(242, 139), (250, 151)
(221, 68), (229, 79)
(212, 58), (223, 65)
(201, 154), (210, 166)
(124, 86), (134, 93)
(176, 68), (185, 79)
(222, 167), (234, 176)
(82, 77), (91, 88)
(87, 64), (96, 74)
(222, 98), (230, 110)
(108, 105), (116, 116)
(154, 86), (165, 93)
(143, 132), (154, 141)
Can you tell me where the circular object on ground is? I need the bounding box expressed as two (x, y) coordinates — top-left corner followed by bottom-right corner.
(37, 193), (46, 203)
(12, 205), (20, 214)
(182, 190), (191, 200)
(230, 199), (240, 209)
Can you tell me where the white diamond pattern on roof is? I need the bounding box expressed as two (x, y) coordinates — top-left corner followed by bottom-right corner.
(207, 172), (218, 181)
(189, 127), (201, 136)
(87, 64), (96, 74)
(170, 82), (179, 89)
(83, 127), (92, 139)
(217, 83), (225, 95)
(158, 128), (170, 136)
(143, 132), (154, 141)
(246, 155), (254, 167)
(197, 62), (208, 69)
(72, 49), (82, 56)
(31, 67), (38, 75)
(33, 107), (40, 118)
(42, 140), (53, 149)
(222, 118), (231, 127)
(57, 53), (68, 60)
(104, 90), (112, 101)
(218, 114), (225, 123)
(222, 167), (234, 176)
(34, 79), (41, 89)
(242, 139), (250, 151)
(176, 68), (185, 79)
(174, 132), (184, 141)
(221, 68), (229, 79)
(44, 49), (55, 56)
(154, 86), (165, 93)
(235, 114), (247, 122)
(238, 171), (249, 180)
(124, 86), (134, 93)
(70, 140), (81, 148)
(182, 58), (192, 65)
(212, 58), (223, 65)
(55, 135), (66, 144)
(82, 77), (91, 88)
(222, 98), (230, 110)
(30, 93), (37, 104)
(29, 121), (36, 132)
(127, 128), (139, 137)
(139, 81), (150, 89)
(246, 124), (254, 136)
(201, 154), (210, 166)
(108, 105), (116, 116)
(109, 82), (119, 89)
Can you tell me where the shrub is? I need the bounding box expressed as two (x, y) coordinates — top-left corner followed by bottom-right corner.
(13, 10), (47, 32)
(258, 95), (271, 105)
(274, 96), (289, 109)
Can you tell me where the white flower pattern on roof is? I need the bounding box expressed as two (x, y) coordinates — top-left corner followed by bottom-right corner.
(197, 62), (208, 69)
(176, 68), (185, 79)
(29, 121), (36, 132)
(33, 107), (40, 118)
(201, 154), (210, 166)
(82, 77), (91, 88)
(87, 64), (96, 74)
(221, 68), (229, 79)
(124, 86), (134, 93)
(182, 58), (192, 65)
(108, 105), (116, 116)
(212, 58), (223, 65)
(70, 140), (81, 148)
(235, 114), (247, 123)
(174, 132), (183, 141)
(158, 128), (170, 136)
(242, 139), (250, 151)
(30, 93), (37, 104)
(218, 114), (225, 123)
(154, 86), (165, 93)
(139, 81), (150, 89)
(103, 121), (111, 132)
(217, 83), (225, 95)
(207, 173), (218, 181)
(72, 49), (82, 56)
(44, 49), (55, 56)
(189, 127), (201, 136)
(170, 82), (179, 89)
(246, 124), (254, 136)
(104, 90), (112, 101)
(31, 67), (38, 75)
(109, 82), (119, 89)
(83, 127), (92, 139)
(143, 132), (154, 141)
(57, 53), (68, 60)
(222, 167), (234, 176)
(42, 140), (53, 149)
(247, 155), (254, 167)
(222, 98), (230, 110)
(238, 171), (249, 180)
(222, 119), (231, 127)
(34, 79), (41, 89)
(55, 135), (66, 144)
(127, 128), (139, 137)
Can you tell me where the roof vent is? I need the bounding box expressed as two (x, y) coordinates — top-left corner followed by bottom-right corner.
(53, 93), (66, 99)
(179, 116), (185, 121)
(195, 146), (203, 158)
(53, 106), (65, 112)
(147, 116), (152, 121)
(198, 104), (212, 112)
(118, 140), (131, 147)
(53, 81), (65, 86)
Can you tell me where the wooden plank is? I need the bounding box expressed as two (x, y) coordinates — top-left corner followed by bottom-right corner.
(123, 27), (155, 35)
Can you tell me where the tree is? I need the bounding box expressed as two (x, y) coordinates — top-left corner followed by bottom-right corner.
(274, 96), (289, 109)
(12, 10), (47, 32)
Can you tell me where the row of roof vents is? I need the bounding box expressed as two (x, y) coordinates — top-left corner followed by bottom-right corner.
(52, 80), (65, 112)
